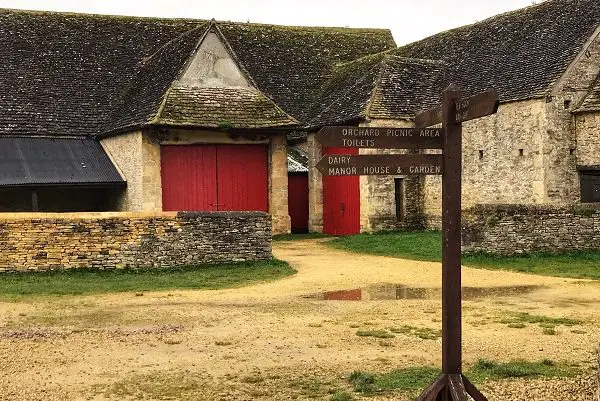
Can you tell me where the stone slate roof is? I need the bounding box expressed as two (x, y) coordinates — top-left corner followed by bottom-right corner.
(0, 9), (395, 137)
(309, 54), (447, 127)
(305, 0), (600, 129)
(394, 0), (600, 102)
(158, 87), (298, 129)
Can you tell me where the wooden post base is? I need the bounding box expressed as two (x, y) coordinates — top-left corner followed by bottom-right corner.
(415, 374), (488, 401)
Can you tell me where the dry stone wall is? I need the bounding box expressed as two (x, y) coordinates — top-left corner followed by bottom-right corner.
(0, 212), (271, 271)
(462, 204), (600, 254)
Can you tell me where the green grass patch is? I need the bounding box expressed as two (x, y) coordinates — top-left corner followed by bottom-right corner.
(500, 312), (581, 327)
(467, 359), (579, 382)
(356, 329), (395, 339)
(328, 231), (600, 280)
(273, 232), (331, 241)
(349, 367), (440, 395)
(0, 259), (295, 301)
(346, 359), (578, 396)
(389, 325), (441, 340)
(328, 231), (441, 262)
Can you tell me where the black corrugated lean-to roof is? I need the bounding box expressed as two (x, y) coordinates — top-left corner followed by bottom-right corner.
(0, 137), (125, 187)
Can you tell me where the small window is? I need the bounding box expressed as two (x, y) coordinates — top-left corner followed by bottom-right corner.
(519, 149), (524, 156)
(580, 171), (600, 203)
(394, 178), (404, 221)
(564, 99), (571, 109)
(570, 148), (576, 156)
(479, 150), (484, 160)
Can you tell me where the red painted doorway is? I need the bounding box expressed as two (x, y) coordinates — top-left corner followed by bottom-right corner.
(161, 144), (268, 212)
(322, 147), (360, 235)
(288, 173), (309, 233)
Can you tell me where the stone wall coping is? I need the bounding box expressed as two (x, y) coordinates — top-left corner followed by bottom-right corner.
(464, 203), (600, 215)
(0, 211), (270, 221)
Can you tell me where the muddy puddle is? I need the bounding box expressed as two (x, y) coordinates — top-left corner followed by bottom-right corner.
(305, 283), (543, 301)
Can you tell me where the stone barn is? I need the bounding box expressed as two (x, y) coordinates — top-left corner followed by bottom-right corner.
(0, 9), (395, 236)
(303, 0), (600, 234)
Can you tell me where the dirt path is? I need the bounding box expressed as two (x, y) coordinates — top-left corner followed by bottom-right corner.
(0, 239), (598, 400)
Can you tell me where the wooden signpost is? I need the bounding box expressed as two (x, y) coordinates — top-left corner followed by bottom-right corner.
(316, 84), (499, 401)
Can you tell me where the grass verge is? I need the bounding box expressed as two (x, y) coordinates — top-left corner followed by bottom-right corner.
(328, 231), (600, 280)
(0, 259), (295, 300)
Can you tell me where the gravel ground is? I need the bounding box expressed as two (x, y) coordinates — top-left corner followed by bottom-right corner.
(0, 239), (598, 400)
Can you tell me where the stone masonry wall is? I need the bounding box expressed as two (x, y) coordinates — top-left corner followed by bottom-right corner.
(359, 119), (426, 231)
(424, 99), (548, 228)
(462, 204), (600, 255)
(0, 212), (271, 271)
(576, 112), (600, 168)
(101, 131), (143, 211)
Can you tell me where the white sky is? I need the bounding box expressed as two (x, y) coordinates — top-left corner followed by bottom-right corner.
(0, 0), (542, 45)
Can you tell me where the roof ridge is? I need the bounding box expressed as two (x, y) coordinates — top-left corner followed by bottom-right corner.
(385, 54), (446, 66)
(364, 55), (390, 118)
(0, 7), (393, 33)
(140, 23), (210, 66)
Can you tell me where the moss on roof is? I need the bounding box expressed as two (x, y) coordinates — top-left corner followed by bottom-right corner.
(158, 87), (298, 129)
(0, 8), (395, 137)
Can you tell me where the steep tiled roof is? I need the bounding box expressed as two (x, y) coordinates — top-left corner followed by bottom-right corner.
(308, 52), (386, 127)
(0, 9), (395, 137)
(307, 0), (600, 129)
(157, 87), (298, 128)
(102, 25), (209, 134)
(309, 54), (447, 127)
(395, 0), (600, 101)
(368, 56), (447, 119)
(218, 23), (396, 123)
(0, 9), (199, 137)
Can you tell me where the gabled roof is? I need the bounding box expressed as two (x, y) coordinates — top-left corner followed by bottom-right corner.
(0, 137), (125, 187)
(309, 53), (447, 127)
(0, 9), (395, 137)
(394, 0), (600, 102)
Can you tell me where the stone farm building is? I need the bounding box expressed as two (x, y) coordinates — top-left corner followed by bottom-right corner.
(1, 0), (600, 240)
(0, 8), (395, 235)
(304, 0), (600, 234)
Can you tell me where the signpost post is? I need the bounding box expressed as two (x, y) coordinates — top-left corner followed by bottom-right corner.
(316, 84), (499, 401)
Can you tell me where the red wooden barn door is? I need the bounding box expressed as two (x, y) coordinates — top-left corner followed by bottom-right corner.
(161, 144), (268, 212)
(161, 145), (217, 211)
(216, 145), (268, 212)
(288, 174), (309, 233)
(322, 147), (360, 235)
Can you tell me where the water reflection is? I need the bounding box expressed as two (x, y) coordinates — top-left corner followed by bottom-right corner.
(307, 284), (542, 301)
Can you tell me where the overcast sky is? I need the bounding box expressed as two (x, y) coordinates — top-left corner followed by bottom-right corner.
(0, 0), (542, 45)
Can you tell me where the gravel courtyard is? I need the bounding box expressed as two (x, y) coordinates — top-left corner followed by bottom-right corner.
(0, 239), (598, 400)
